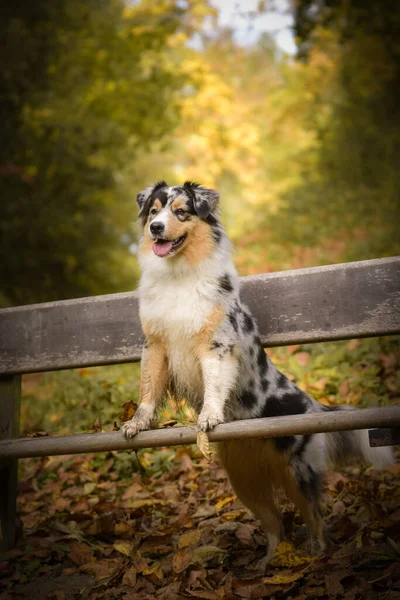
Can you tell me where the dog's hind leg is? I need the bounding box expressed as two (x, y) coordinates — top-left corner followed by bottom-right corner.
(283, 466), (326, 554)
(218, 439), (283, 562)
(123, 338), (168, 438)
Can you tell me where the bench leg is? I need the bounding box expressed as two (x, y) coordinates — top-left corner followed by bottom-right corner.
(0, 375), (21, 553)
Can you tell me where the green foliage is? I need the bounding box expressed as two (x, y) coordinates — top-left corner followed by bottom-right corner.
(0, 0), (213, 305)
(21, 363), (141, 434)
(270, 1), (400, 260)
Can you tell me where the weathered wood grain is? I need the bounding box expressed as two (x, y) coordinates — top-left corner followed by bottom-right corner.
(0, 376), (21, 551)
(0, 406), (399, 459)
(0, 257), (399, 375)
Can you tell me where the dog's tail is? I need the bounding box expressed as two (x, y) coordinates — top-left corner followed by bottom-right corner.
(323, 406), (394, 469)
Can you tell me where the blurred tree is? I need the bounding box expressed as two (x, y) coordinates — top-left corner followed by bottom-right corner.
(272, 0), (400, 259)
(0, 0), (214, 305)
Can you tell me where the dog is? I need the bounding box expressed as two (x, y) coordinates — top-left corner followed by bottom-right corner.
(122, 180), (393, 559)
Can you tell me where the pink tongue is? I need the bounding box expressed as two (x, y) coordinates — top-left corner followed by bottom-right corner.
(153, 241), (173, 257)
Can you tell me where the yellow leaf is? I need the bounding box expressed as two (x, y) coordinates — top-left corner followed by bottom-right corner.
(197, 431), (212, 462)
(264, 570), (306, 585)
(142, 562), (163, 580)
(221, 509), (246, 521)
(178, 529), (201, 548)
(113, 540), (135, 557)
(215, 495), (236, 511)
(270, 541), (313, 567)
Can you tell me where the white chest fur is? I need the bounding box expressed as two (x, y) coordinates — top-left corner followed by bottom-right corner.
(138, 245), (236, 402)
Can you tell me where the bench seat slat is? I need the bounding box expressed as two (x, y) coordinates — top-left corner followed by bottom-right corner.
(0, 406), (399, 459)
(0, 257), (399, 375)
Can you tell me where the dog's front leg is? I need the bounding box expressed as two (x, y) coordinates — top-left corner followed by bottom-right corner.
(197, 349), (238, 432)
(123, 340), (167, 438)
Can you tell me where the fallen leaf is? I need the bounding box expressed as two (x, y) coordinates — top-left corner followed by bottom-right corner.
(113, 540), (135, 557)
(215, 495), (236, 511)
(178, 529), (201, 548)
(270, 542), (313, 567)
(68, 542), (94, 566)
(172, 547), (193, 573)
(263, 570), (305, 585)
(89, 418), (102, 433)
(81, 558), (123, 580)
(119, 401), (138, 423)
(192, 545), (227, 565)
(122, 566), (137, 587)
(28, 431), (49, 438)
(325, 569), (350, 596)
(235, 523), (256, 546)
(114, 522), (134, 538)
(197, 431), (212, 462)
(160, 420), (177, 428)
(122, 482), (143, 500)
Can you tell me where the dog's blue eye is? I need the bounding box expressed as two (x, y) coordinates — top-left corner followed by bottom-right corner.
(176, 209), (185, 217)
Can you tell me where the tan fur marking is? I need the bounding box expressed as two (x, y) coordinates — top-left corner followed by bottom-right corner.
(139, 334), (168, 406)
(194, 305), (225, 359)
(218, 439), (325, 553)
(170, 197), (186, 211)
(180, 219), (215, 268)
(152, 198), (162, 211)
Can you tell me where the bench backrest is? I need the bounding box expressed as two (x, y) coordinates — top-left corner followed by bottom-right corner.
(1, 257), (399, 375)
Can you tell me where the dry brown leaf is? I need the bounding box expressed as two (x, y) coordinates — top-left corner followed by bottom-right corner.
(122, 566), (137, 588)
(119, 401), (138, 423)
(121, 482), (143, 500)
(192, 545), (227, 565)
(68, 542), (94, 567)
(263, 570), (306, 585)
(172, 546), (193, 573)
(89, 418), (102, 433)
(160, 419), (177, 428)
(235, 523), (256, 546)
(80, 558), (123, 580)
(114, 522), (134, 538)
(196, 431), (212, 462)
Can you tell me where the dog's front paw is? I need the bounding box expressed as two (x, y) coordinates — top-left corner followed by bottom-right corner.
(197, 409), (224, 432)
(122, 405), (153, 439)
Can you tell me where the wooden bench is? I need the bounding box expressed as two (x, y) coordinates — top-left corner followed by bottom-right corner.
(1, 256), (400, 552)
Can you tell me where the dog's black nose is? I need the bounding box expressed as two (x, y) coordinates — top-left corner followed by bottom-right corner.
(150, 222), (165, 236)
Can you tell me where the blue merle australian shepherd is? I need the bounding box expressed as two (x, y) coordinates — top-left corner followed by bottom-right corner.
(123, 181), (393, 560)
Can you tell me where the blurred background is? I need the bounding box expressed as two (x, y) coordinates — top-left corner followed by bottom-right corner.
(1, 0), (399, 435)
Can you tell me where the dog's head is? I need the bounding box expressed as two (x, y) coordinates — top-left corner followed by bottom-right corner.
(136, 181), (221, 259)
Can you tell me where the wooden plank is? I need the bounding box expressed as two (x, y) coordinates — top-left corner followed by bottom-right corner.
(369, 427), (400, 447)
(0, 257), (399, 375)
(0, 376), (21, 552)
(0, 406), (399, 459)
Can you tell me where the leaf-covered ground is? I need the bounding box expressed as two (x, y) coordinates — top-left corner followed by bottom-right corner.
(1, 444), (400, 600)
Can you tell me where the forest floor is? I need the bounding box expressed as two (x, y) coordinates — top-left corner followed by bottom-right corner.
(1, 443), (399, 600)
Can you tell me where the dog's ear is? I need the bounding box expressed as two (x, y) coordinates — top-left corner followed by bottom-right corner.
(183, 181), (219, 219)
(137, 181), (168, 220)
